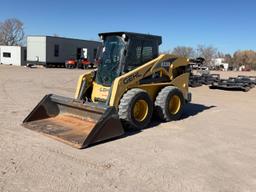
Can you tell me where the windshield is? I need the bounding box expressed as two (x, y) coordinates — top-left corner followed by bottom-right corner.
(96, 36), (125, 86)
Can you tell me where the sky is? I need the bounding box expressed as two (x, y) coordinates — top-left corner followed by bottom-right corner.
(0, 0), (255, 54)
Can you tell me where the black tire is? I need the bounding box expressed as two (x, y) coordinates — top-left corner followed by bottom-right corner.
(118, 88), (153, 130)
(155, 86), (184, 121)
(83, 64), (88, 70)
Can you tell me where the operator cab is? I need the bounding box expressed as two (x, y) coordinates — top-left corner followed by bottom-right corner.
(96, 32), (162, 86)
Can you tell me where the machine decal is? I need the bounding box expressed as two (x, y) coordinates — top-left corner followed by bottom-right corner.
(161, 61), (170, 67)
(100, 87), (109, 92)
(123, 72), (142, 84)
(156, 58), (177, 70)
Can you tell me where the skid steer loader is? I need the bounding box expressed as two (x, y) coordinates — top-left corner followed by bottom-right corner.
(22, 32), (191, 149)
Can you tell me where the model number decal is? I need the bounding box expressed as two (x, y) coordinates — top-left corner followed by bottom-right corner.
(161, 62), (170, 67)
(123, 72), (142, 84)
(99, 87), (109, 92)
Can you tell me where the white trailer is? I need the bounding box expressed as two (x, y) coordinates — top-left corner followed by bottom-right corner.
(26, 36), (101, 67)
(0, 46), (26, 66)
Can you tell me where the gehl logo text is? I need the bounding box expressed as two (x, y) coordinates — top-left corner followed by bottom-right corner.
(123, 72), (142, 84)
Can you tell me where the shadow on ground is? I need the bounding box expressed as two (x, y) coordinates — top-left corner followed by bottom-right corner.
(147, 103), (216, 128)
(91, 103), (216, 148)
(181, 103), (216, 120)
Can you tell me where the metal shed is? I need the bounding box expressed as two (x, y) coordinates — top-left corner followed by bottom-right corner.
(26, 36), (101, 67)
(0, 46), (27, 66)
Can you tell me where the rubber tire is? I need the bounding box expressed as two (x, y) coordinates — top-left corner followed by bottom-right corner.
(118, 88), (153, 131)
(155, 86), (184, 121)
(83, 64), (88, 70)
(65, 64), (71, 69)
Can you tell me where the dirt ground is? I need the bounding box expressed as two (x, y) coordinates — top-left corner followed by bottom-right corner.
(0, 65), (256, 192)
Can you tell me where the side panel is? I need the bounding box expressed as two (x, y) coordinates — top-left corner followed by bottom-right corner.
(74, 71), (94, 99)
(27, 36), (46, 63)
(46, 37), (101, 63)
(109, 54), (190, 108)
(129, 74), (190, 104)
(0, 46), (22, 66)
(75, 73), (111, 103)
(137, 83), (168, 101)
(20, 47), (27, 66)
(169, 73), (190, 100)
(91, 82), (110, 102)
(109, 55), (163, 108)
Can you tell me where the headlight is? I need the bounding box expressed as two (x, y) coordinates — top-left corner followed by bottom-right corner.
(122, 34), (126, 40)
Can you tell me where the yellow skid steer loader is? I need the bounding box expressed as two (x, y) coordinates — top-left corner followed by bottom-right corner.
(22, 32), (191, 149)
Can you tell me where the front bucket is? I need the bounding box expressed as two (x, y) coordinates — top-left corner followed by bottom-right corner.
(22, 94), (124, 149)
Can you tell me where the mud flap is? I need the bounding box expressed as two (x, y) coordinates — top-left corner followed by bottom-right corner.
(22, 94), (124, 149)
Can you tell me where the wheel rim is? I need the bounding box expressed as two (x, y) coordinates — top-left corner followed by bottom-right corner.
(168, 95), (181, 115)
(133, 100), (148, 122)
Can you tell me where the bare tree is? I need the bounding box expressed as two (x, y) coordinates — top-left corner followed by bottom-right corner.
(171, 46), (195, 58)
(217, 51), (225, 58)
(196, 45), (217, 66)
(224, 53), (232, 64)
(233, 50), (256, 70)
(0, 18), (25, 46)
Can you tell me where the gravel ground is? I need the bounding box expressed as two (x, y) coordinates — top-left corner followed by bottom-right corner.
(0, 65), (256, 192)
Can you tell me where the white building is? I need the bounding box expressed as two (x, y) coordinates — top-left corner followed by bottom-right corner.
(0, 46), (27, 66)
(212, 58), (229, 71)
(26, 36), (101, 67)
